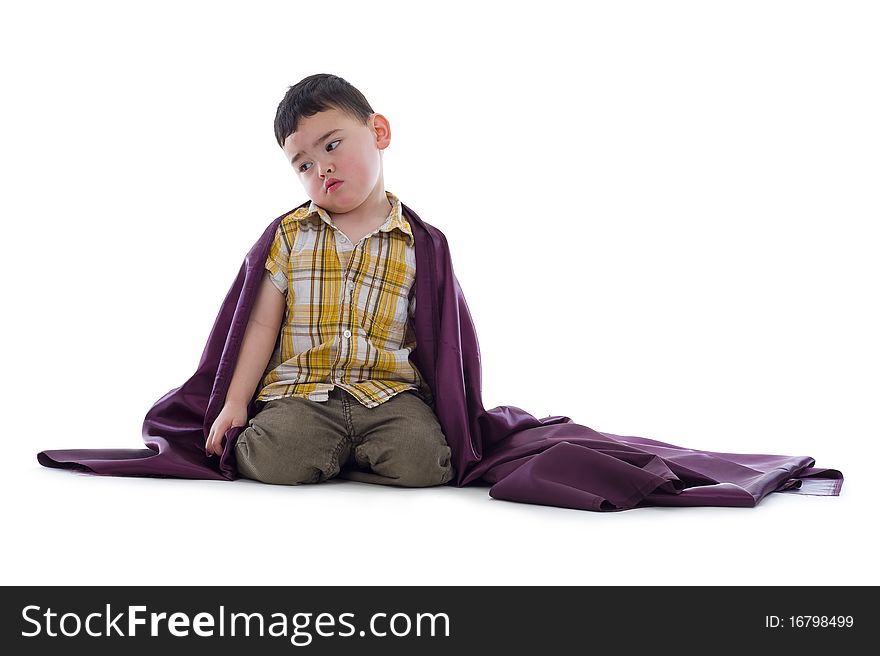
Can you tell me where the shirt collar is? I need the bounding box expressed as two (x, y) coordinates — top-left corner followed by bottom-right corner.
(294, 190), (414, 247)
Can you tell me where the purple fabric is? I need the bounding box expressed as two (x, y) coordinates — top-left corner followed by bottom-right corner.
(37, 202), (843, 511)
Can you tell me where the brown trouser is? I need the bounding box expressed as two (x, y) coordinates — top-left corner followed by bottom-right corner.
(235, 387), (455, 487)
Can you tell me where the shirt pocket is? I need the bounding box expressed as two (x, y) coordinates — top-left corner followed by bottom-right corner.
(359, 254), (416, 348)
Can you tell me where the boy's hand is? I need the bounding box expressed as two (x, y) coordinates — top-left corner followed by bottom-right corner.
(206, 403), (249, 457)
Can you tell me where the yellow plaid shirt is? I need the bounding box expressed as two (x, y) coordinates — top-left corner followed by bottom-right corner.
(256, 190), (432, 408)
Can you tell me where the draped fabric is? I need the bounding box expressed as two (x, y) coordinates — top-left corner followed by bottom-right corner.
(37, 202), (843, 511)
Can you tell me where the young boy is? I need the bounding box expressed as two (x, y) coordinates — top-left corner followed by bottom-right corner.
(39, 75), (840, 512)
(203, 73), (455, 488)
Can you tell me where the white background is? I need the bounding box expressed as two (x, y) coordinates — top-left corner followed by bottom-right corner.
(1, 0), (877, 586)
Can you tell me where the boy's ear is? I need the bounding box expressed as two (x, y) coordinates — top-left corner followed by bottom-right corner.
(371, 113), (391, 149)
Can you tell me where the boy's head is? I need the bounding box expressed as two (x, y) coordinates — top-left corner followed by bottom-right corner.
(274, 73), (391, 215)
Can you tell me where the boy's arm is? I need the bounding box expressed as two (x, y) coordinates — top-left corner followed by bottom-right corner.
(225, 271), (286, 407)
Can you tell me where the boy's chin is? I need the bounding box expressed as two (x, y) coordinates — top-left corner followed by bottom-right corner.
(311, 195), (336, 208)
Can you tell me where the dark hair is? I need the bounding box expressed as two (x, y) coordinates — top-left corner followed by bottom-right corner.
(274, 73), (375, 149)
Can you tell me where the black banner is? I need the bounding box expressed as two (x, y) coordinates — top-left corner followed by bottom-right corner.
(1, 586), (870, 653)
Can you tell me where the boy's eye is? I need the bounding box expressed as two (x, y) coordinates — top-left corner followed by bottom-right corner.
(298, 140), (341, 173)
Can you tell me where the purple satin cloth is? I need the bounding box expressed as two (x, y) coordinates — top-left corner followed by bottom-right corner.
(37, 202), (843, 511)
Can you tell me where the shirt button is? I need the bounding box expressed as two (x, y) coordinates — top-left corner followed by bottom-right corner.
(343, 329), (352, 338)
(347, 281), (355, 291)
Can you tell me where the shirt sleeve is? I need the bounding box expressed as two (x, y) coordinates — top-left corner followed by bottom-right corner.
(265, 223), (291, 294)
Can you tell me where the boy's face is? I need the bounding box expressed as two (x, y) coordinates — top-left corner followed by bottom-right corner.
(282, 107), (390, 214)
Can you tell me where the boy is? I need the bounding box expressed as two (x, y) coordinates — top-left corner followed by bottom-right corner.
(204, 73), (455, 488)
(37, 76), (841, 511)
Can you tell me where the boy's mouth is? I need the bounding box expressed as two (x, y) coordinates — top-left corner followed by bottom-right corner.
(325, 179), (343, 193)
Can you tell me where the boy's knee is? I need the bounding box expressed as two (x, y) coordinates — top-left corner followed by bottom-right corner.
(393, 444), (455, 488)
(234, 434), (324, 486)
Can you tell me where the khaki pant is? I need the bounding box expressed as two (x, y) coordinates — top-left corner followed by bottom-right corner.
(235, 387), (455, 487)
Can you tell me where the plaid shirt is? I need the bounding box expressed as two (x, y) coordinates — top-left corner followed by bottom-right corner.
(256, 190), (432, 408)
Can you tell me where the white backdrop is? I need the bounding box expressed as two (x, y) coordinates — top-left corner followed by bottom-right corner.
(1, 0), (877, 586)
